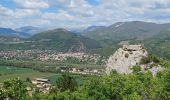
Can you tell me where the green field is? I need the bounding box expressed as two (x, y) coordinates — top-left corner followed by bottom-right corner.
(45, 74), (84, 85)
(0, 66), (87, 85)
(0, 65), (57, 83)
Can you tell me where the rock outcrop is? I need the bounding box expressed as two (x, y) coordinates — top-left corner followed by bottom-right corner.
(106, 45), (148, 74)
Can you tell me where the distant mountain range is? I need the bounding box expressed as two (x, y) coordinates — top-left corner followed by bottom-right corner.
(2, 21), (170, 40)
(70, 25), (105, 35)
(0, 27), (30, 38)
(15, 26), (45, 36)
(0, 26), (45, 38)
(83, 21), (170, 41)
(0, 21), (170, 59)
(82, 26), (106, 33)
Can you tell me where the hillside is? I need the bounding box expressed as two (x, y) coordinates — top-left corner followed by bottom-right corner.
(83, 21), (170, 41)
(0, 36), (22, 42)
(29, 28), (102, 52)
(142, 31), (170, 59)
(0, 28), (102, 52)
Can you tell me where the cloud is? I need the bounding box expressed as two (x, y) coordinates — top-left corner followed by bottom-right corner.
(2, 0), (170, 28)
(14, 9), (42, 18)
(46, 0), (71, 8)
(13, 0), (49, 9)
(0, 5), (13, 16)
(42, 10), (73, 20)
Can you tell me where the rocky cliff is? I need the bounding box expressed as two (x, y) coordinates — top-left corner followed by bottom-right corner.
(106, 45), (148, 74)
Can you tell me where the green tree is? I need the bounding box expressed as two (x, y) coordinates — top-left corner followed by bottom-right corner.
(56, 74), (78, 92)
(0, 78), (29, 100)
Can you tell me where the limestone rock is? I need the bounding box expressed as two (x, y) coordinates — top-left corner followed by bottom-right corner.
(106, 45), (148, 74)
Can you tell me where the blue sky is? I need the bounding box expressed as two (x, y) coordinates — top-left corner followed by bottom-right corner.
(1, 0), (170, 29)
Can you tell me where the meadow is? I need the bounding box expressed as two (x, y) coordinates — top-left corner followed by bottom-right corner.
(0, 65), (87, 85)
(0, 65), (57, 83)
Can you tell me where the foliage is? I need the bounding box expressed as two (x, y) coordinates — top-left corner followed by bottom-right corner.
(0, 69), (170, 100)
(56, 74), (78, 92)
(0, 59), (103, 74)
(140, 55), (161, 64)
(33, 69), (170, 100)
(140, 56), (152, 64)
(131, 65), (141, 73)
(0, 78), (29, 100)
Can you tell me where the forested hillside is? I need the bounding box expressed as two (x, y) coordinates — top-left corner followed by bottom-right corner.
(0, 28), (102, 52)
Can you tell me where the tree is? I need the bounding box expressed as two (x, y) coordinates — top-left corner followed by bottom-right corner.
(0, 78), (29, 100)
(56, 74), (78, 92)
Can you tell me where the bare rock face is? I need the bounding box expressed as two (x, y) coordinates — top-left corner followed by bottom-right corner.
(106, 45), (148, 74)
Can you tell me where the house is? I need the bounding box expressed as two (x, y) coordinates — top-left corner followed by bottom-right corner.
(31, 78), (51, 93)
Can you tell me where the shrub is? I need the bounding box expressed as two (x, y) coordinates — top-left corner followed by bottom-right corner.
(125, 53), (129, 58)
(140, 56), (151, 64)
(151, 56), (160, 63)
(131, 65), (141, 73)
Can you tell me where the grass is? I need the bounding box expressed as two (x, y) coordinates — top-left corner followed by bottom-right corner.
(0, 65), (56, 83)
(0, 65), (98, 86)
(0, 66), (36, 74)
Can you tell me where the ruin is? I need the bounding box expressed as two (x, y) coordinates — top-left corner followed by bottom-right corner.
(122, 45), (144, 51)
(106, 45), (148, 74)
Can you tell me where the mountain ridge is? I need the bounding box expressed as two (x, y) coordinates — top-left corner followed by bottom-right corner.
(0, 27), (30, 38)
(83, 21), (170, 41)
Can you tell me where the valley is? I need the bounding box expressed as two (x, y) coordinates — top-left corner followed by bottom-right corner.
(0, 21), (170, 100)
(1, 0), (170, 99)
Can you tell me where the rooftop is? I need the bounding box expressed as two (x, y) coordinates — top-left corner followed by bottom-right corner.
(33, 78), (49, 82)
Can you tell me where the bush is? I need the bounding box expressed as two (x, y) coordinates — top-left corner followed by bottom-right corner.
(125, 53), (129, 58)
(131, 65), (141, 73)
(151, 56), (160, 63)
(140, 56), (151, 64)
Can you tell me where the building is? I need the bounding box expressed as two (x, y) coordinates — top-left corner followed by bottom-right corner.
(31, 78), (51, 93)
(123, 45), (144, 51)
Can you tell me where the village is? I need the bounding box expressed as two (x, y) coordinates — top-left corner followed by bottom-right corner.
(0, 50), (103, 64)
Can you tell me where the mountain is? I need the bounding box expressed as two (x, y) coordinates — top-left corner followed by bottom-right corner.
(15, 26), (45, 36)
(69, 28), (84, 35)
(83, 21), (170, 41)
(26, 28), (102, 52)
(141, 30), (170, 59)
(0, 27), (30, 38)
(83, 26), (106, 33)
(0, 28), (102, 51)
(70, 26), (105, 35)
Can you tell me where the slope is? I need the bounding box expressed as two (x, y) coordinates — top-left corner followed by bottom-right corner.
(83, 21), (170, 42)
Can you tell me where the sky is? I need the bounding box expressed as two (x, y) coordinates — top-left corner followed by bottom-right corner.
(1, 0), (170, 29)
